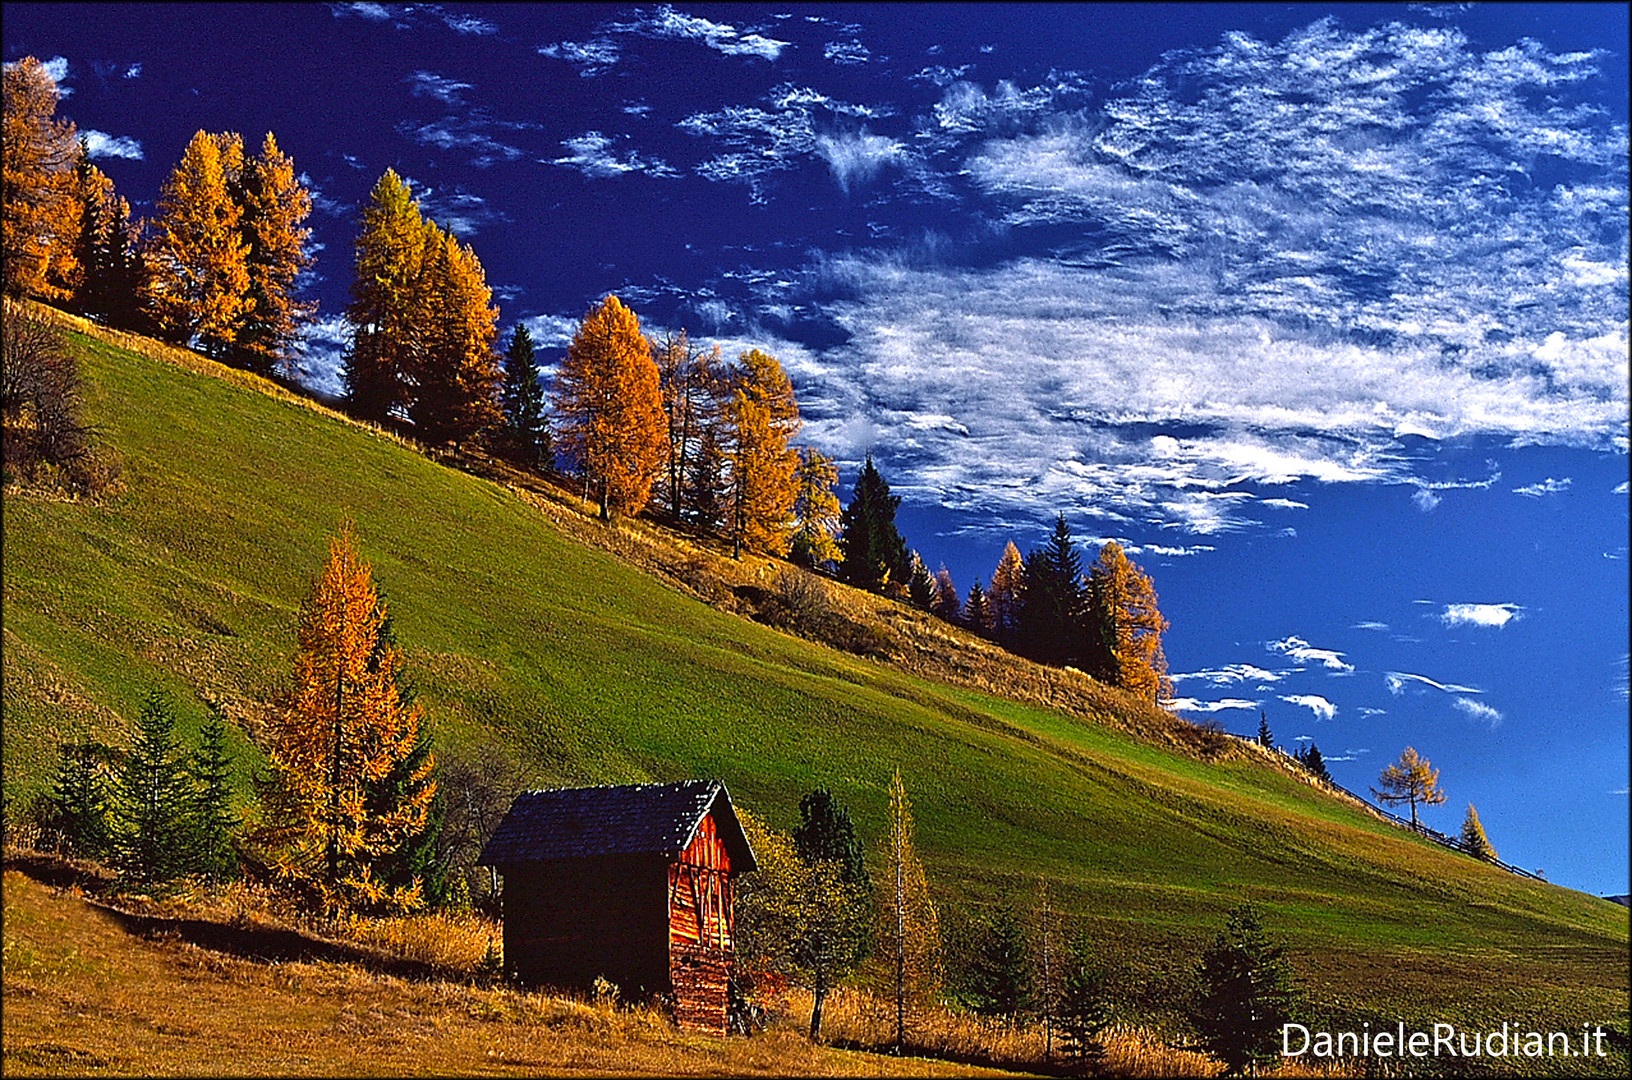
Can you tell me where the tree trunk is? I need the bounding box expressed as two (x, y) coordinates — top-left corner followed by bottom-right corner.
(809, 971), (827, 1041)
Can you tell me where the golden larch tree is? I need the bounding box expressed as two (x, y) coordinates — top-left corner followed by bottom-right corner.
(554, 294), (668, 520)
(790, 446), (842, 569)
(143, 131), (251, 357)
(1088, 541), (1172, 702)
(2, 56), (80, 300)
(235, 132), (314, 373)
(1458, 803), (1498, 861)
(874, 767), (943, 1052)
(406, 220), (502, 445)
(345, 169), (427, 423)
(726, 348), (801, 558)
(989, 541), (1025, 647)
(1372, 746), (1446, 829)
(256, 524), (436, 915)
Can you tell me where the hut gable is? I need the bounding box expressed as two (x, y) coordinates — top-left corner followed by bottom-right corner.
(478, 779), (755, 1034)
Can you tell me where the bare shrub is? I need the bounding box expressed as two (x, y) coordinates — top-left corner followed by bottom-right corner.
(2, 299), (118, 493)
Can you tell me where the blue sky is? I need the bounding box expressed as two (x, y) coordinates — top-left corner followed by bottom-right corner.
(6, 3), (1626, 896)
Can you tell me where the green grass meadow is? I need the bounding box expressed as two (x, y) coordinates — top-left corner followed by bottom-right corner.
(3, 316), (1626, 1065)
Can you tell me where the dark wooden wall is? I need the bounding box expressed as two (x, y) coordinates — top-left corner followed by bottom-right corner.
(499, 853), (669, 997)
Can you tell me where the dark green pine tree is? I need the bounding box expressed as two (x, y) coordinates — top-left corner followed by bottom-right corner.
(500, 323), (551, 469)
(963, 579), (992, 636)
(1080, 562), (1120, 684)
(46, 736), (115, 860)
(187, 709), (240, 882)
(113, 690), (197, 884)
(966, 902), (1031, 1021)
(99, 197), (148, 333)
(792, 788), (869, 891)
(1057, 932), (1115, 1062)
(1257, 712), (1274, 749)
(1190, 904), (1303, 1077)
(1016, 515), (1088, 668)
(906, 553), (936, 610)
(837, 455), (910, 593)
(69, 140), (105, 319)
(1295, 743), (1332, 784)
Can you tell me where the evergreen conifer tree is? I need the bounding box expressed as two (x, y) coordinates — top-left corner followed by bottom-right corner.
(114, 690), (197, 884)
(963, 579), (992, 636)
(907, 552), (936, 610)
(1016, 515), (1088, 667)
(1257, 712), (1274, 749)
(188, 709), (240, 882)
(1057, 931), (1114, 1062)
(1295, 742), (1333, 784)
(1191, 904), (1302, 1077)
(500, 323), (550, 468)
(966, 902), (1030, 1021)
(837, 455), (910, 593)
(45, 735), (113, 860)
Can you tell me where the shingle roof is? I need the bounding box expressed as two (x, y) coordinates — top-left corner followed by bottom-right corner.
(477, 779), (757, 872)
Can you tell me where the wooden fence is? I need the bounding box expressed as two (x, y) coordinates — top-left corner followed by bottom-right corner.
(1230, 734), (1548, 882)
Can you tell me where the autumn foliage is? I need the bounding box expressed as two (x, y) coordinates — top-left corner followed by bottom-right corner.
(3, 57), (85, 301)
(256, 524), (436, 915)
(554, 294), (668, 519)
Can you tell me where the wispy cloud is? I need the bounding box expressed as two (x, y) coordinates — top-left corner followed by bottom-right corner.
(549, 131), (678, 179)
(815, 131), (904, 193)
(1281, 694), (1338, 720)
(774, 16), (1627, 535)
(329, 3), (494, 35)
(1172, 664), (1288, 687)
(623, 5), (790, 60)
(81, 130), (143, 160)
(396, 116), (522, 168)
(1353, 621), (1390, 632)
(1268, 635), (1354, 672)
(1453, 697), (1503, 726)
(1386, 671), (1483, 695)
(1440, 603), (1523, 629)
(405, 70), (472, 104)
(1512, 477), (1573, 498)
(539, 39), (622, 77)
(404, 180), (506, 236)
(1167, 697), (1260, 714)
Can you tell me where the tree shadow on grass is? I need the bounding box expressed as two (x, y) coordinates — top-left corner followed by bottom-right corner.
(6, 850), (448, 982)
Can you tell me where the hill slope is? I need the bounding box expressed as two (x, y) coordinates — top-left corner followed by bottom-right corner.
(2, 308), (1625, 1056)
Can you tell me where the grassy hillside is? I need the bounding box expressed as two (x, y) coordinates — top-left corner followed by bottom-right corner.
(3, 307), (1626, 1063)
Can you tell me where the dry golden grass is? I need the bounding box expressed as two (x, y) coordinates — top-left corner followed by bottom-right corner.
(776, 986), (1359, 1078)
(342, 909), (502, 973)
(3, 868), (1020, 1076)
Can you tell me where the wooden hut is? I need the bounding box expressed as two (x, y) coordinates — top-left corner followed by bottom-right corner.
(478, 779), (756, 1033)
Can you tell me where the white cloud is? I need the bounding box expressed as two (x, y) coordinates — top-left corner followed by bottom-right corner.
(539, 39), (621, 76)
(815, 131), (903, 193)
(625, 5), (790, 60)
(1353, 621), (1389, 632)
(82, 130), (143, 160)
(1281, 694), (1338, 720)
(1512, 477), (1572, 497)
(1167, 697), (1260, 714)
(1440, 602), (1523, 628)
(406, 70), (472, 104)
(1453, 697), (1503, 726)
(825, 40), (871, 66)
(1172, 664), (1288, 686)
(397, 117), (522, 168)
(773, 17), (1626, 535)
(550, 131), (678, 179)
(1385, 671), (1483, 695)
(1260, 498), (1309, 510)
(1268, 635), (1354, 672)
